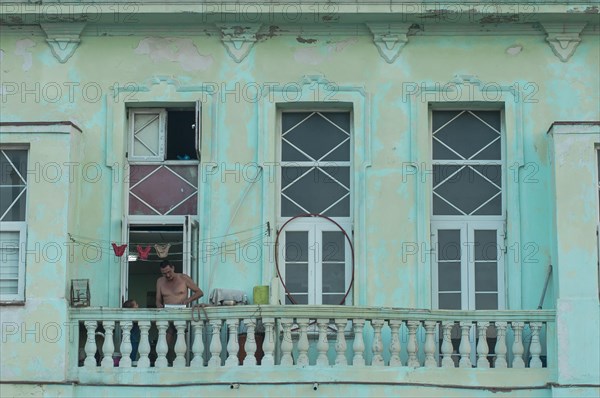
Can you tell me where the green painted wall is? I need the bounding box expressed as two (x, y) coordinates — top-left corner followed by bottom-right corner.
(1, 2), (599, 396)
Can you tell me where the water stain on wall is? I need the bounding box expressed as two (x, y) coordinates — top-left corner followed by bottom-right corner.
(134, 37), (214, 72)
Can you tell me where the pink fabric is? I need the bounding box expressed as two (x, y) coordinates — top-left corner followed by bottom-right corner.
(136, 245), (151, 260)
(112, 243), (127, 257)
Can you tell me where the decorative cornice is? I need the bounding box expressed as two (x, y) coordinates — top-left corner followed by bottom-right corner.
(540, 22), (586, 62)
(217, 24), (262, 63)
(366, 22), (412, 63)
(40, 23), (85, 63)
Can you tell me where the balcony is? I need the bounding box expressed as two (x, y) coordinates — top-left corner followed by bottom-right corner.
(69, 306), (555, 388)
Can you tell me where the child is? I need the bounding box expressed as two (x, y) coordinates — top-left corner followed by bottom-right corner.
(122, 299), (140, 364)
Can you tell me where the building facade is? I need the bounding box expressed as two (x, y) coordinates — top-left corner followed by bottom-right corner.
(1, 1), (599, 397)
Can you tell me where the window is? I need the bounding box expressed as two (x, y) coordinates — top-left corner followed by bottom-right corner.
(127, 104), (201, 216)
(128, 104), (200, 162)
(596, 148), (599, 297)
(124, 103), (202, 303)
(431, 110), (505, 310)
(124, 220), (198, 308)
(0, 149), (28, 301)
(597, 148), (599, 220)
(279, 111), (353, 305)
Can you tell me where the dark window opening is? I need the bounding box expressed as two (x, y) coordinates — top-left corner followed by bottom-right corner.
(166, 110), (196, 161)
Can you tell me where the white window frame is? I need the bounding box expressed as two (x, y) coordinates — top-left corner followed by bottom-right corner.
(128, 102), (202, 163)
(128, 108), (167, 162)
(277, 109), (353, 305)
(430, 108), (507, 310)
(596, 147), (600, 297)
(0, 223), (26, 302)
(279, 219), (353, 305)
(431, 221), (506, 310)
(0, 147), (28, 302)
(119, 216), (198, 305)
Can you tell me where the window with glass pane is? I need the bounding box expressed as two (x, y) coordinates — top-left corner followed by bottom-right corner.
(437, 229), (462, 310)
(597, 149), (599, 220)
(431, 110), (505, 311)
(433, 111), (502, 216)
(1, 149), (27, 301)
(280, 111), (352, 305)
(284, 231), (309, 304)
(474, 229), (499, 310)
(281, 112), (350, 217)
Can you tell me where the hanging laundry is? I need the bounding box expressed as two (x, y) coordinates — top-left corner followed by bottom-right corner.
(136, 245), (151, 260)
(154, 243), (171, 258)
(112, 243), (127, 257)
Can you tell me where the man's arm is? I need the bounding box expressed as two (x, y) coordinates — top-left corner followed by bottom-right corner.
(182, 275), (204, 305)
(155, 279), (164, 308)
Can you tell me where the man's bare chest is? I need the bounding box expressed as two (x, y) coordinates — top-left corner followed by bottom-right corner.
(161, 279), (186, 295)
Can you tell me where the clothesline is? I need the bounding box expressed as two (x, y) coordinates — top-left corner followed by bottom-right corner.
(68, 223), (266, 246)
(67, 231), (268, 259)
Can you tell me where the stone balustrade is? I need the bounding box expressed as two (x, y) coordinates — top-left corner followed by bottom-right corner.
(70, 306), (555, 371)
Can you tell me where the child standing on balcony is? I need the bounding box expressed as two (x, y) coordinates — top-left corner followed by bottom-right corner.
(123, 299), (141, 365)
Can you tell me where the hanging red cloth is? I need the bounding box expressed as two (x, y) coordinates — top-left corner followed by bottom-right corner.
(112, 243), (127, 257)
(137, 245), (151, 260)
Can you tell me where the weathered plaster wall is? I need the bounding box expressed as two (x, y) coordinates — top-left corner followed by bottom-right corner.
(0, 383), (557, 398)
(2, 29), (594, 308)
(549, 124), (600, 386)
(0, 125), (82, 381)
(0, 4), (599, 393)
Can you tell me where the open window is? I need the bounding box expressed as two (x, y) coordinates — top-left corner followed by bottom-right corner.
(128, 102), (201, 162)
(121, 217), (199, 307)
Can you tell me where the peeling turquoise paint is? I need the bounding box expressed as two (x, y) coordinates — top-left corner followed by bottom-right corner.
(0, 2), (599, 397)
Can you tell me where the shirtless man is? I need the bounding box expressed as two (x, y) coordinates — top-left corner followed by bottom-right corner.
(155, 260), (203, 308)
(155, 260), (203, 364)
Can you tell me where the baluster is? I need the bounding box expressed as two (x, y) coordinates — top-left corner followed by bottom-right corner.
(459, 321), (472, 368)
(424, 321), (437, 368)
(280, 318), (294, 366)
(316, 319), (330, 366)
(494, 322), (508, 368)
(529, 322), (543, 368)
(476, 321), (490, 368)
(512, 322), (525, 368)
(101, 321), (115, 368)
(119, 321), (133, 368)
(352, 319), (366, 366)
(296, 319), (309, 367)
(155, 321), (169, 368)
(407, 321), (420, 367)
(389, 320), (402, 366)
(173, 321), (187, 367)
(441, 321), (455, 368)
(225, 320), (239, 367)
(262, 318), (275, 366)
(335, 319), (348, 366)
(83, 321), (98, 368)
(371, 320), (384, 366)
(208, 320), (222, 367)
(190, 321), (204, 367)
(243, 319), (257, 367)
(137, 321), (151, 368)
